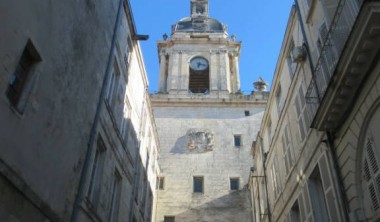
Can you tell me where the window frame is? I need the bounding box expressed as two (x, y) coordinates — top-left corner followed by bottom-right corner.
(6, 40), (41, 114)
(230, 178), (240, 191)
(87, 136), (107, 206)
(193, 176), (204, 193)
(108, 170), (122, 222)
(157, 176), (165, 190)
(164, 216), (175, 222)
(234, 135), (242, 147)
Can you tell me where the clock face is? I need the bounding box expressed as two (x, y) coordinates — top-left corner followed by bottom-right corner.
(190, 57), (209, 71)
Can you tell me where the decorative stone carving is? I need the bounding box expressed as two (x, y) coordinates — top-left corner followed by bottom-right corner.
(187, 129), (214, 152)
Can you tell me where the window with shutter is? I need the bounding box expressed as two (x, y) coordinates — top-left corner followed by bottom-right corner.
(107, 61), (122, 108)
(308, 165), (330, 222)
(290, 200), (301, 222)
(320, 0), (338, 25)
(88, 136), (107, 207)
(286, 39), (297, 78)
(6, 40), (41, 113)
(363, 137), (380, 212)
(120, 96), (131, 142)
(283, 124), (294, 176)
(320, 154), (342, 221)
(295, 84), (310, 142)
(303, 185), (313, 220)
(298, 193), (306, 221)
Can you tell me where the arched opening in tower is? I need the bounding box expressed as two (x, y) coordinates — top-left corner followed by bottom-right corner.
(189, 68), (210, 93)
(189, 57), (210, 93)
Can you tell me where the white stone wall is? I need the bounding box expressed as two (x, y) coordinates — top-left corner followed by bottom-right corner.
(153, 102), (265, 222)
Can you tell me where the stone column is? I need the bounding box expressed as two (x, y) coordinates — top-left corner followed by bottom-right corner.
(233, 54), (241, 92)
(210, 51), (218, 91)
(219, 50), (228, 91)
(169, 52), (179, 92)
(180, 52), (189, 92)
(158, 53), (167, 92)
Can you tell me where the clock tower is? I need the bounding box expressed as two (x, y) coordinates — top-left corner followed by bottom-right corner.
(157, 0), (241, 97)
(151, 1), (268, 221)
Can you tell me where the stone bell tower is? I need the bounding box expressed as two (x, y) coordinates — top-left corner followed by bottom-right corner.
(151, 1), (268, 221)
(157, 0), (241, 97)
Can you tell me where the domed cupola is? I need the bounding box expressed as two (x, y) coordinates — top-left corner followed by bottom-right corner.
(171, 0), (227, 34)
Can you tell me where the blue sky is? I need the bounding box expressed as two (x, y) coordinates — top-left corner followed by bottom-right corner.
(130, 0), (294, 93)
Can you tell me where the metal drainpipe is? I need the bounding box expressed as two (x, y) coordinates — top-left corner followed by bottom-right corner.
(294, 0), (321, 101)
(70, 0), (124, 221)
(326, 132), (350, 222)
(259, 135), (272, 222)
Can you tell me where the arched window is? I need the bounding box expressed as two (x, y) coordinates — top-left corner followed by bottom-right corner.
(363, 137), (380, 213)
(189, 57), (209, 93)
(360, 103), (380, 220)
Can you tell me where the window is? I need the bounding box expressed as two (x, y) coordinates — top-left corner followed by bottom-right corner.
(286, 38), (297, 78)
(267, 118), (273, 145)
(230, 178), (239, 190)
(164, 216), (175, 222)
(244, 110), (250, 116)
(295, 84), (311, 142)
(282, 124), (294, 176)
(276, 84), (282, 113)
(234, 135), (242, 147)
(88, 136), (106, 205)
(157, 177), (165, 190)
(308, 166), (329, 222)
(123, 37), (133, 68)
(6, 40), (41, 113)
(306, 0), (312, 8)
(106, 61), (121, 106)
(289, 201), (301, 222)
(140, 175), (147, 215)
(320, 0), (339, 25)
(120, 97), (131, 142)
(270, 156), (281, 199)
(193, 176), (204, 193)
(109, 170), (122, 222)
(146, 189), (153, 222)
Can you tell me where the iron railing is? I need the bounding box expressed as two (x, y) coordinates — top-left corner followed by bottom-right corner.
(306, 0), (362, 116)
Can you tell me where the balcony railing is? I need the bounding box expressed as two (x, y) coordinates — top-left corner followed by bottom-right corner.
(306, 0), (362, 115)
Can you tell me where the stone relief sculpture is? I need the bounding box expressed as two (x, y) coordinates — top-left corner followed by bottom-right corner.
(187, 129), (214, 152)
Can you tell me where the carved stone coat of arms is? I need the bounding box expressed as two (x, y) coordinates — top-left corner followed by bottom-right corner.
(186, 129), (214, 153)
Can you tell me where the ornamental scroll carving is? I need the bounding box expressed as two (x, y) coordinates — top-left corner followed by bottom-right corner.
(187, 129), (214, 153)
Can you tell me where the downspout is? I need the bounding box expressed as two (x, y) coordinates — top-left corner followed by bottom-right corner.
(70, 0), (125, 221)
(294, 1), (321, 101)
(259, 135), (272, 222)
(326, 132), (350, 222)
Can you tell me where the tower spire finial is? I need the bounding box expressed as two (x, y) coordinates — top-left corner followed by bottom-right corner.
(191, 0), (209, 17)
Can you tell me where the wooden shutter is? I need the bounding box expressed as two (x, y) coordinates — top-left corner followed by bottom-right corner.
(320, 0), (338, 25)
(298, 193), (306, 221)
(319, 154), (341, 221)
(303, 185), (313, 221)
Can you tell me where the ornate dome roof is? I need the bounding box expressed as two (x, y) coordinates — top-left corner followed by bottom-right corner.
(172, 16), (227, 33)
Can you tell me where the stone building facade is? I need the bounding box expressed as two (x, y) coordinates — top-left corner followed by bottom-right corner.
(151, 1), (268, 221)
(0, 1), (159, 222)
(251, 0), (380, 222)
